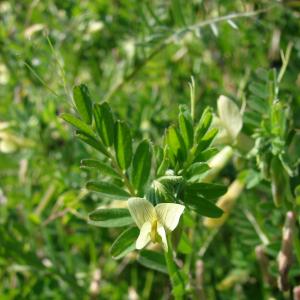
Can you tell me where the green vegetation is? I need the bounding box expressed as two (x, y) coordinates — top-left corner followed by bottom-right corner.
(1, 1), (300, 299)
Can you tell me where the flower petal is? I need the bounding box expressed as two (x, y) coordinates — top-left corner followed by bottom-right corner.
(155, 203), (185, 232)
(127, 197), (156, 229)
(136, 221), (151, 249)
(157, 223), (168, 251)
(217, 95), (242, 141)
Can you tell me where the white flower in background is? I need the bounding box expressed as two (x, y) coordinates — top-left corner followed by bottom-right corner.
(0, 64), (9, 85)
(88, 21), (104, 34)
(0, 122), (34, 153)
(24, 24), (45, 40)
(0, 123), (17, 153)
(214, 95), (243, 144)
(128, 197), (185, 251)
(0, 132), (17, 153)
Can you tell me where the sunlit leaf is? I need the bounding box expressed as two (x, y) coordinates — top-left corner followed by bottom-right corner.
(73, 84), (93, 124)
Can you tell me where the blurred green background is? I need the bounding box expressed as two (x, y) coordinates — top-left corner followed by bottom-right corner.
(1, 1), (300, 299)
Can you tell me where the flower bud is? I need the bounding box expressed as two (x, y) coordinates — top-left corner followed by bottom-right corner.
(203, 179), (244, 228)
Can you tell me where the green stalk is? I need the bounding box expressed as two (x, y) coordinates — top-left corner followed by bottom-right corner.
(107, 151), (136, 196)
(164, 233), (185, 300)
(189, 76), (196, 122)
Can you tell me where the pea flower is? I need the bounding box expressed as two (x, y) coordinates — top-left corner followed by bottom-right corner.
(128, 197), (185, 251)
(213, 95), (243, 145)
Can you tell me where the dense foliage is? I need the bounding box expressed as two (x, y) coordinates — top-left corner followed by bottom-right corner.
(1, 1), (300, 299)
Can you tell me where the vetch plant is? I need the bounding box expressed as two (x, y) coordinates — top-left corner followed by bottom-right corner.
(61, 45), (300, 298)
(62, 83), (228, 298)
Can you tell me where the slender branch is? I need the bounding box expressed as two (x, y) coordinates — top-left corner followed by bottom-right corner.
(243, 208), (269, 245)
(104, 8), (271, 102)
(46, 34), (72, 101)
(277, 42), (293, 84)
(198, 228), (218, 258)
(23, 61), (59, 97)
(107, 151), (136, 196)
(34, 184), (56, 216)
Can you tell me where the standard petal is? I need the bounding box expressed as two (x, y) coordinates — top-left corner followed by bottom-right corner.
(155, 203), (185, 232)
(136, 221), (151, 249)
(157, 223), (168, 251)
(127, 197), (156, 229)
(217, 95), (242, 141)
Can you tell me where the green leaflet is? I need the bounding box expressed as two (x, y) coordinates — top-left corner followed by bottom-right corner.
(131, 139), (152, 195)
(186, 162), (210, 181)
(195, 107), (213, 140)
(194, 147), (218, 162)
(110, 227), (139, 259)
(185, 182), (227, 199)
(80, 159), (120, 178)
(94, 102), (114, 147)
(76, 133), (109, 157)
(166, 126), (186, 164)
(183, 193), (223, 218)
(194, 127), (218, 156)
(138, 250), (168, 274)
(156, 145), (169, 177)
(86, 181), (130, 199)
(178, 112), (193, 149)
(72, 84), (93, 124)
(88, 208), (133, 227)
(114, 121), (133, 170)
(61, 113), (95, 138)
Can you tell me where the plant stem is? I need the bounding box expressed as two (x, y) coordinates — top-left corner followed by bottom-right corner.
(243, 208), (269, 245)
(34, 183), (56, 216)
(107, 151), (136, 196)
(164, 233), (185, 300)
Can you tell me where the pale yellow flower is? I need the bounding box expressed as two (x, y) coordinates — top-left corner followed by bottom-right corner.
(127, 197), (185, 251)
